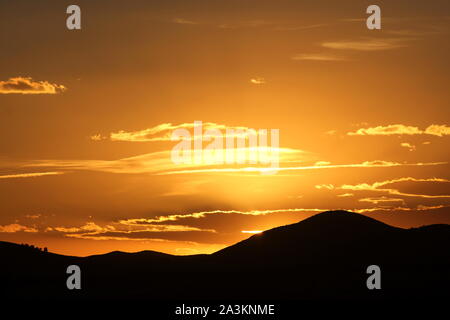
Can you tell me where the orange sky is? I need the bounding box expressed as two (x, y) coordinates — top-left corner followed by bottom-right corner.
(0, 0), (449, 256)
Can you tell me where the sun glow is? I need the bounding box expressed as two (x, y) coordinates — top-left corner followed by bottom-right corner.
(241, 230), (263, 234)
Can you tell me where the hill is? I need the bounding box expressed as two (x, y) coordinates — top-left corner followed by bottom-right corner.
(1, 210), (449, 300)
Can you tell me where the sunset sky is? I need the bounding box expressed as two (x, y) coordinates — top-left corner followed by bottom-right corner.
(0, 0), (449, 256)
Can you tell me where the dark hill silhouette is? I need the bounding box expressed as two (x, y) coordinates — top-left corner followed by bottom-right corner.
(1, 210), (449, 300)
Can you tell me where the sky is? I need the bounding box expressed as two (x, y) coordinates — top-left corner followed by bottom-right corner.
(0, 0), (449, 256)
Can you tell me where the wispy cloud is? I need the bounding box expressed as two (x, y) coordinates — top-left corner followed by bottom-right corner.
(25, 147), (306, 175)
(90, 134), (105, 141)
(45, 220), (217, 241)
(317, 177), (450, 199)
(118, 208), (326, 224)
(0, 77), (66, 94)
(322, 38), (409, 51)
(400, 142), (416, 151)
(337, 193), (354, 197)
(348, 124), (450, 137)
(160, 160), (447, 175)
(104, 122), (254, 142)
(353, 204), (447, 213)
(0, 224), (38, 233)
(113, 204), (448, 226)
(358, 196), (405, 205)
(250, 77), (266, 84)
(172, 18), (199, 25)
(292, 53), (346, 61)
(425, 125), (450, 137)
(0, 171), (64, 179)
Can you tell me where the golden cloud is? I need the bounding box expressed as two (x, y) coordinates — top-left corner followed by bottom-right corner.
(0, 171), (64, 179)
(0, 77), (66, 94)
(359, 196), (405, 205)
(322, 38), (408, 51)
(107, 122), (255, 142)
(348, 124), (450, 136)
(45, 220), (217, 242)
(400, 142), (416, 151)
(320, 177), (450, 199)
(0, 224), (38, 233)
(353, 205), (447, 213)
(425, 124), (450, 137)
(160, 160), (447, 175)
(250, 77), (266, 84)
(25, 147), (309, 175)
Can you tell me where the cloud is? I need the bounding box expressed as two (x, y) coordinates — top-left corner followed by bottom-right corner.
(108, 122), (254, 142)
(348, 124), (450, 136)
(315, 184), (335, 190)
(250, 77), (266, 84)
(425, 124), (450, 137)
(318, 177), (450, 199)
(292, 53), (346, 61)
(160, 160), (447, 175)
(90, 134), (105, 141)
(46, 220), (217, 241)
(322, 38), (409, 51)
(25, 214), (41, 219)
(8, 202), (448, 241)
(359, 196), (405, 205)
(172, 18), (198, 25)
(337, 193), (354, 197)
(0, 224), (38, 233)
(118, 208), (325, 224)
(348, 124), (422, 136)
(353, 204), (447, 214)
(49, 222), (111, 234)
(314, 161), (331, 166)
(78, 204), (449, 235)
(25, 147), (307, 175)
(0, 171), (64, 179)
(400, 142), (416, 151)
(0, 77), (66, 94)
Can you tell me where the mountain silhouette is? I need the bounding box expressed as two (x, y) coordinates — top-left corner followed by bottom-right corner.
(1, 210), (449, 300)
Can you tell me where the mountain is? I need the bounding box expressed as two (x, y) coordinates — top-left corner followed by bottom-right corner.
(1, 210), (449, 300)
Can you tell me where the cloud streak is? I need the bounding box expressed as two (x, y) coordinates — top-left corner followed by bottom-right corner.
(317, 177), (450, 199)
(159, 160), (447, 175)
(106, 122), (254, 142)
(292, 53), (346, 61)
(348, 124), (450, 136)
(45, 221), (217, 241)
(0, 77), (66, 94)
(0, 224), (38, 233)
(0, 171), (64, 179)
(172, 18), (199, 25)
(322, 38), (409, 51)
(250, 77), (266, 84)
(25, 148), (307, 175)
(118, 208), (326, 224)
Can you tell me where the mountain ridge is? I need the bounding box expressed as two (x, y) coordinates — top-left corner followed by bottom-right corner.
(1, 210), (448, 300)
